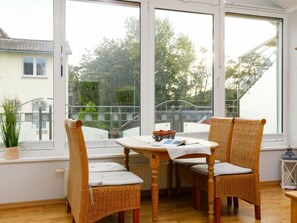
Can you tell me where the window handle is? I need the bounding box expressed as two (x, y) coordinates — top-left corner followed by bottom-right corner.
(61, 46), (64, 77)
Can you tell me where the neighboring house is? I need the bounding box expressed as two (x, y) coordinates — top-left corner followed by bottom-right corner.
(0, 27), (71, 141)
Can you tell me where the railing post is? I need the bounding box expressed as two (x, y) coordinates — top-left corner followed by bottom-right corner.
(49, 105), (52, 140)
(39, 106), (42, 140)
(179, 105), (183, 132)
(118, 106), (122, 129)
(109, 106), (113, 138)
(171, 105), (175, 130)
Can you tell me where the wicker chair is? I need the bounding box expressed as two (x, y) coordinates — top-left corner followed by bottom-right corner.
(192, 118), (266, 223)
(64, 119), (143, 223)
(174, 117), (234, 198)
(64, 120), (127, 172)
(64, 119), (128, 213)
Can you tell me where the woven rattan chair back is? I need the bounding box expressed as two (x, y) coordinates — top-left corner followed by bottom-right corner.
(208, 117), (234, 162)
(174, 117), (234, 198)
(65, 119), (90, 223)
(192, 118), (266, 223)
(213, 118), (266, 223)
(230, 118), (266, 173)
(65, 119), (142, 223)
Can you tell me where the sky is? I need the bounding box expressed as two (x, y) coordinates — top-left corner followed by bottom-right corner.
(0, 0), (53, 40)
(0, 0), (277, 65)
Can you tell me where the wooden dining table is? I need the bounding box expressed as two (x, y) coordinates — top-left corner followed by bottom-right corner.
(116, 136), (219, 223)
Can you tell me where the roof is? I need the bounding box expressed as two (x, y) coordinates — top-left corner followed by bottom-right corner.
(0, 29), (72, 55)
(0, 27), (9, 38)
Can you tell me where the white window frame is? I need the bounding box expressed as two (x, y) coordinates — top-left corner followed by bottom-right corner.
(23, 57), (47, 77)
(145, 0), (221, 141)
(224, 5), (288, 148)
(1, 0), (287, 159)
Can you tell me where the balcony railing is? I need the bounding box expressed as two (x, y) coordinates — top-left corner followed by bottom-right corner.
(1, 99), (238, 142)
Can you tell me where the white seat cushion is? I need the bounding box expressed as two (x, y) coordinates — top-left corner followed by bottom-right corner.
(174, 158), (220, 165)
(89, 162), (127, 172)
(191, 162), (252, 176)
(89, 171), (143, 186)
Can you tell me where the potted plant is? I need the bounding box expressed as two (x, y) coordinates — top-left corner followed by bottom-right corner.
(0, 98), (21, 159)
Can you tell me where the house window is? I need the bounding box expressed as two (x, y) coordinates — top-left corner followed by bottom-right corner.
(0, 0), (53, 150)
(225, 14), (283, 134)
(65, 0), (140, 141)
(23, 57), (34, 75)
(154, 9), (213, 133)
(0, 0), (287, 156)
(23, 57), (46, 76)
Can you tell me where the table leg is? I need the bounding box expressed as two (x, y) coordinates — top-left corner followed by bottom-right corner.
(285, 191), (297, 223)
(150, 155), (160, 223)
(207, 153), (215, 223)
(167, 160), (173, 198)
(124, 147), (130, 171)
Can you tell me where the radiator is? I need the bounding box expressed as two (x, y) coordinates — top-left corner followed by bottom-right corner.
(129, 163), (169, 191)
(63, 162), (170, 196)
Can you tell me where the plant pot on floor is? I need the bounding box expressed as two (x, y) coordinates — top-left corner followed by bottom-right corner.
(4, 147), (19, 160)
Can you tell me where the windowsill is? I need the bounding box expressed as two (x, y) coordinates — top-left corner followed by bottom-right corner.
(0, 145), (289, 164)
(21, 75), (48, 79)
(0, 155), (69, 164)
(261, 145), (287, 151)
(0, 151), (144, 164)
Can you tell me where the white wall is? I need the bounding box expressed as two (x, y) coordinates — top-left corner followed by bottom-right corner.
(0, 52), (53, 103)
(288, 10), (297, 146)
(0, 155), (151, 204)
(0, 148), (288, 204)
(0, 160), (67, 203)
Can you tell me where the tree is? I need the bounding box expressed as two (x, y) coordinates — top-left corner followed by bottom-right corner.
(68, 15), (272, 117)
(69, 17), (201, 108)
(73, 17), (140, 106)
(225, 51), (272, 117)
(155, 18), (196, 105)
(188, 47), (212, 105)
(225, 52), (270, 100)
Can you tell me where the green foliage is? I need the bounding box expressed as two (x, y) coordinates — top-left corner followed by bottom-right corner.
(225, 52), (270, 100)
(69, 17), (200, 108)
(67, 15), (271, 119)
(78, 101), (97, 120)
(116, 87), (135, 105)
(0, 98), (21, 148)
(155, 18), (196, 104)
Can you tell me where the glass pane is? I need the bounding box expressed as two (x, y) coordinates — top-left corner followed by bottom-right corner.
(225, 15), (282, 134)
(155, 9), (213, 133)
(0, 0), (54, 148)
(66, 1), (140, 141)
(24, 57), (34, 75)
(36, 58), (46, 76)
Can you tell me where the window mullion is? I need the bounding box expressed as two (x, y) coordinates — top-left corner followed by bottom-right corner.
(53, 0), (66, 152)
(213, 0), (225, 117)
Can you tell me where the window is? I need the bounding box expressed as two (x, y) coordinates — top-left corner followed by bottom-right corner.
(0, 0), (287, 157)
(36, 58), (46, 76)
(154, 9), (213, 133)
(23, 57), (46, 76)
(225, 14), (283, 134)
(65, 0), (140, 141)
(23, 57), (34, 75)
(0, 0), (53, 149)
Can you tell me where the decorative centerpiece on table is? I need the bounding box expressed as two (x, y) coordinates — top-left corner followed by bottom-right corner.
(152, 130), (176, 142)
(0, 98), (21, 160)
